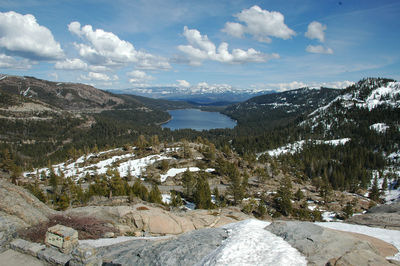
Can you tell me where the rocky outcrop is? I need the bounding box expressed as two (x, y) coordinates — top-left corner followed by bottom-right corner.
(346, 203), (400, 230)
(0, 179), (55, 229)
(66, 204), (249, 236)
(266, 221), (397, 266)
(97, 227), (228, 266)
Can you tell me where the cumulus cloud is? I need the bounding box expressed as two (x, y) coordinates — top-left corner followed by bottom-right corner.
(80, 72), (112, 81)
(178, 26), (279, 65)
(68, 21), (170, 70)
(0, 53), (32, 69)
(305, 21), (327, 42)
(306, 45), (333, 54)
(223, 5), (295, 43)
(127, 70), (153, 84)
(177, 79), (190, 88)
(55, 58), (87, 70)
(304, 21), (333, 54)
(0, 11), (64, 60)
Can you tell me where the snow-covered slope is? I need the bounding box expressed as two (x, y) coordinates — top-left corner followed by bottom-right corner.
(257, 138), (351, 158)
(23, 146), (213, 183)
(303, 78), (399, 132)
(200, 219), (307, 265)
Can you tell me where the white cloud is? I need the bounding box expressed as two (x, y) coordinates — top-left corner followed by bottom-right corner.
(127, 70), (153, 84)
(223, 22), (245, 38)
(55, 58), (87, 70)
(305, 21), (327, 42)
(88, 65), (111, 72)
(197, 82), (209, 88)
(48, 72), (58, 80)
(178, 26), (279, 65)
(258, 80), (354, 92)
(80, 72), (111, 81)
(223, 5), (295, 43)
(0, 11), (64, 60)
(306, 45), (333, 54)
(68, 21), (170, 70)
(177, 79), (190, 88)
(0, 53), (32, 69)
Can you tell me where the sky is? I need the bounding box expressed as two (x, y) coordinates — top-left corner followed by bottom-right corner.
(0, 0), (399, 92)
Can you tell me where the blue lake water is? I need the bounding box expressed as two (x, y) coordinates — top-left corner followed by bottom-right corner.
(162, 109), (236, 131)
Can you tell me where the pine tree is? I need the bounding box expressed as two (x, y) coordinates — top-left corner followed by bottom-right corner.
(274, 176), (293, 216)
(193, 176), (212, 209)
(228, 163), (244, 205)
(369, 176), (381, 202)
(149, 184), (162, 204)
(182, 169), (195, 198)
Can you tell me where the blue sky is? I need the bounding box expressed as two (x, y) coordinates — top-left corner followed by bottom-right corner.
(0, 0), (399, 92)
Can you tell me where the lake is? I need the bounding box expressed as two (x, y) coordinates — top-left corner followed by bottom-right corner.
(162, 109), (236, 131)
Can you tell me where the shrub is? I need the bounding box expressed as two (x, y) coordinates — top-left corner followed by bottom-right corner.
(18, 214), (116, 243)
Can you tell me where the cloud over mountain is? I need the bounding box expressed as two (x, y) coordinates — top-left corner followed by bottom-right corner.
(178, 26), (279, 65)
(68, 21), (170, 70)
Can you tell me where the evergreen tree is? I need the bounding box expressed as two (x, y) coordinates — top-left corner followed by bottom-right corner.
(274, 176), (293, 216)
(369, 176), (381, 202)
(182, 169), (195, 198)
(193, 176), (212, 209)
(170, 191), (182, 207)
(228, 164), (244, 205)
(132, 178), (149, 201)
(149, 184), (162, 204)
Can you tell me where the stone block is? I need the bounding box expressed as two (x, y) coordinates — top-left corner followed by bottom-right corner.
(45, 224), (78, 254)
(69, 244), (102, 266)
(37, 247), (72, 265)
(27, 242), (46, 257)
(10, 238), (31, 252)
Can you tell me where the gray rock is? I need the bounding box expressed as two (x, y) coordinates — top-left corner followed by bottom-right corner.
(97, 227), (228, 266)
(266, 221), (394, 266)
(0, 216), (17, 252)
(0, 179), (55, 229)
(346, 202), (400, 230)
(37, 247), (72, 265)
(69, 244), (102, 266)
(0, 249), (46, 266)
(10, 238), (45, 257)
(368, 203), (400, 214)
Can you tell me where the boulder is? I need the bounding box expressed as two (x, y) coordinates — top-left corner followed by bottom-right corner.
(0, 179), (55, 229)
(266, 221), (396, 266)
(66, 204), (250, 236)
(97, 227), (228, 266)
(347, 203), (400, 230)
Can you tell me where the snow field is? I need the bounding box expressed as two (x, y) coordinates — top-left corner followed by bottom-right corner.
(160, 167), (215, 182)
(257, 138), (350, 158)
(199, 219), (307, 266)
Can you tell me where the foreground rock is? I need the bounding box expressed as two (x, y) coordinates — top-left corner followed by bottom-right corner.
(266, 221), (397, 265)
(67, 205), (249, 236)
(346, 203), (400, 230)
(97, 227), (228, 266)
(0, 179), (55, 229)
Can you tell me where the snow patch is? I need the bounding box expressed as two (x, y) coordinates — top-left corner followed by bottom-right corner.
(199, 219), (307, 266)
(258, 138), (351, 158)
(370, 123), (389, 133)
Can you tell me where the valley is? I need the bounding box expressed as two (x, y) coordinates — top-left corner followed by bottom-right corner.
(0, 74), (399, 265)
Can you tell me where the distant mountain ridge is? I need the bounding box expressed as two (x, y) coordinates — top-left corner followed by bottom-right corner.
(301, 77), (400, 138)
(223, 86), (342, 131)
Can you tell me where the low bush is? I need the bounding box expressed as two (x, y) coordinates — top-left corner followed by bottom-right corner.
(18, 214), (116, 243)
